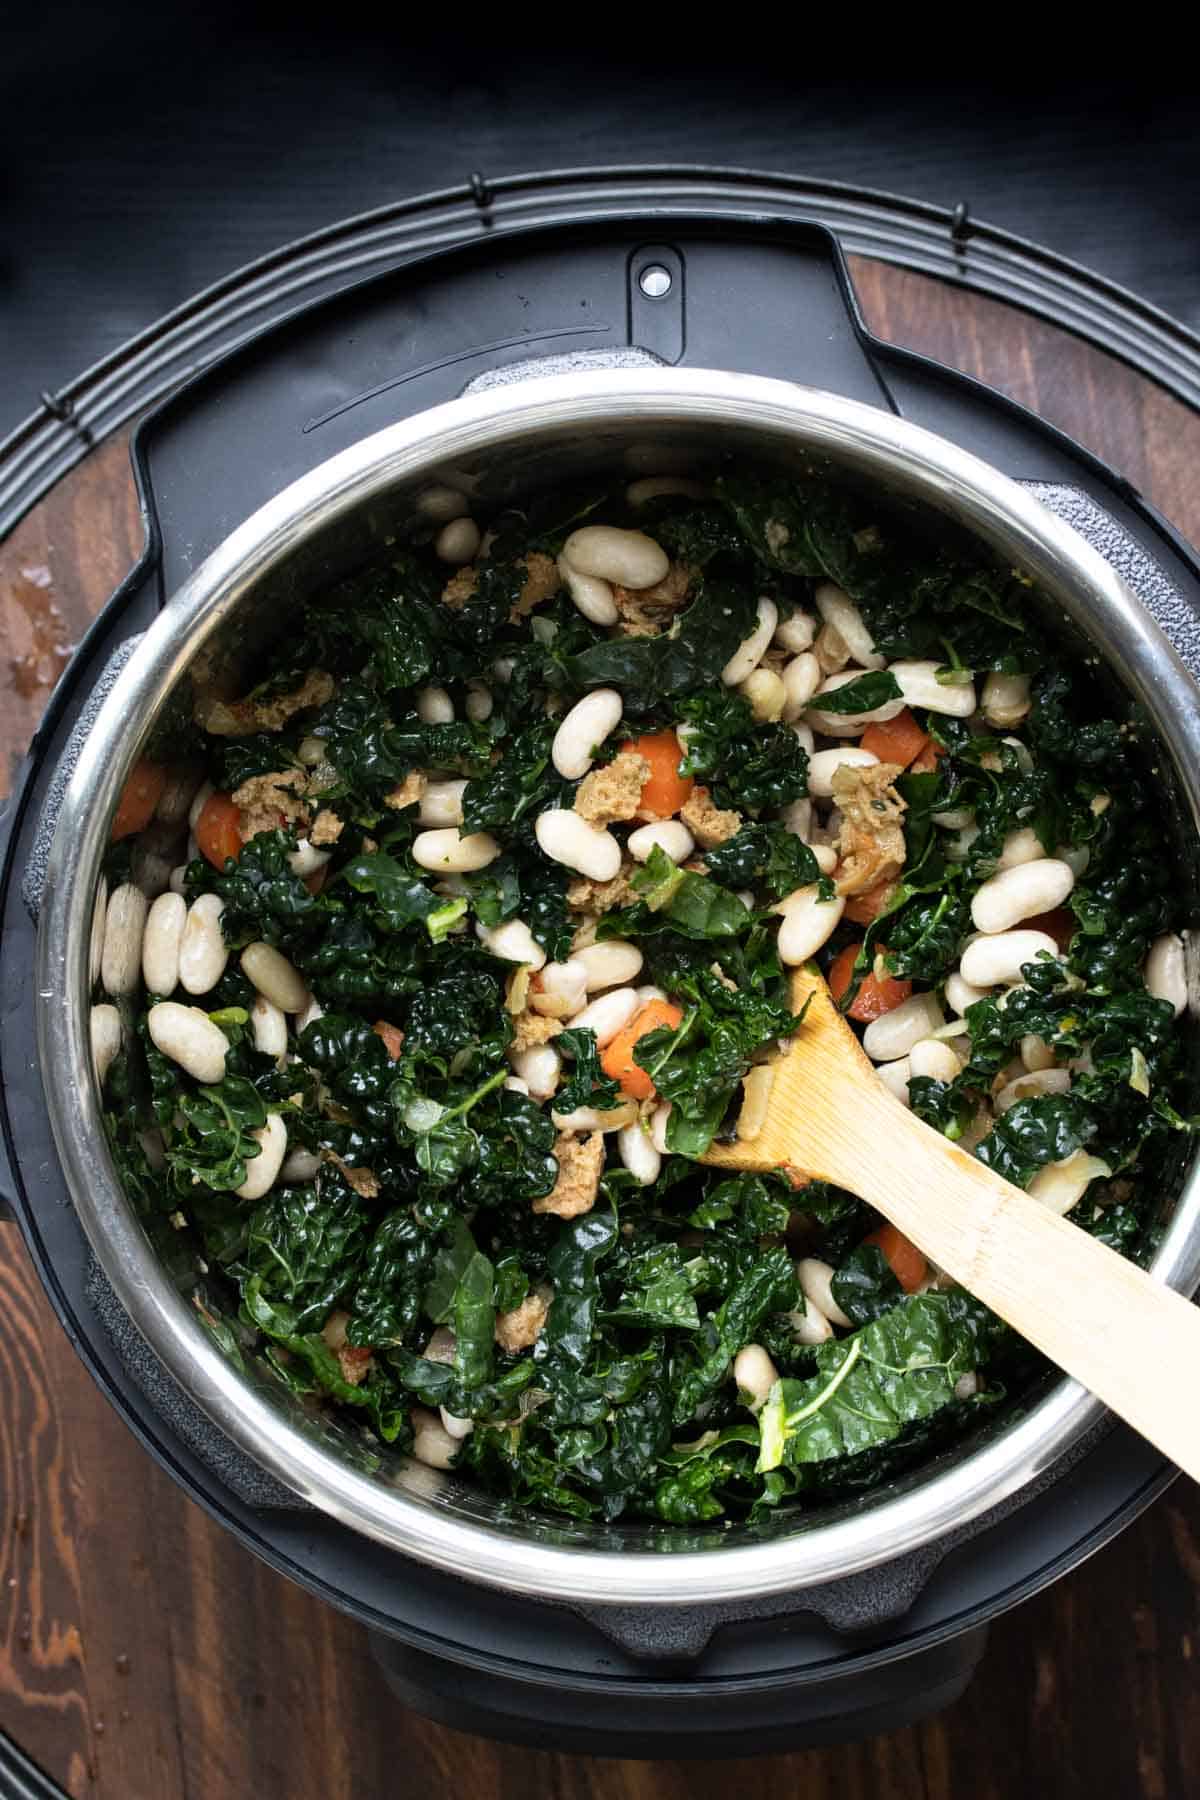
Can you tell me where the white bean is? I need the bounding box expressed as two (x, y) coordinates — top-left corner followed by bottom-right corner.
(797, 1257), (852, 1329)
(889, 660), (977, 717)
(1028, 1149), (1111, 1216)
(416, 484), (470, 521)
(994, 1067), (1071, 1114)
(733, 1344), (778, 1413)
(908, 1038), (961, 1083)
(1020, 1034), (1056, 1073)
(617, 1120), (662, 1187)
(996, 827), (1045, 871)
(557, 554), (618, 626)
(89, 878), (108, 988)
(576, 940), (643, 991)
(791, 721), (816, 757)
(876, 1056), (912, 1107)
(101, 883), (148, 996)
(781, 652), (822, 719)
(779, 798), (812, 843)
(504, 1076), (531, 1097)
(932, 804), (975, 832)
(90, 1004), (122, 1087)
(529, 959), (589, 1019)
(721, 597), (778, 686)
(971, 859), (1075, 935)
(637, 985), (669, 1007)
(534, 809), (621, 881)
(552, 688), (623, 779)
(251, 994), (288, 1061)
(187, 780), (214, 833)
(288, 838), (332, 878)
(177, 893), (228, 996)
(439, 1407), (475, 1441)
(811, 844), (838, 876)
(131, 824), (179, 900)
(807, 746), (879, 799)
(1055, 843), (1091, 880)
(960, 930), (1058, 988)
(628, 819), (694, 864)
(464, 681), (493, 722)
(419, 779), (467, 828)
(561, 525), (669, 589)
(142, 891), (186, 995)
(804, 670), (906, 738)
(551, 1100), (639, 1132)
(155, 768), (202, 824)
(476, 917), (547, 970)
(625, 475), (709, 507)
(295, 995), (325, 1034)
(567, 986), (640, 1047)
(982, 671), (1031, 728)
(814, 583), (884, 669)
(789, 1297), (833, 1345)
(235, 1112), (288, 1201)
(510, 1044), (561, 1100)
(435, 516), (481, 564)
(241, 941), (309, 1012)
(1145, 932), (1188, 1018)
(168, 865), (188, 896)
(650, 1102), (673, 1154)
(945, 971), (989, 1014)
(862, 992), (945, 1063)
(280, 1147), (321, 1184)
(739, 668), (787, 723)
(945, 822), (981, 864)
(412, 828), (501, 873)
(774, 885), (845, 965)
(416, 685), (454, 724)
(148, 1001), (228, 1084)
(297, 736), (326, 767)
(410, 1406), (459, 1470)
(774, 609), (817, 654)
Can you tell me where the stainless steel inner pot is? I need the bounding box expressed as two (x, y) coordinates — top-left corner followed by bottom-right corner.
(37, 369), (1200, 1606)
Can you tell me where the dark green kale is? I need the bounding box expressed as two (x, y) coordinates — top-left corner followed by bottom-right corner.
(565, 575), (760, 713)
(703, 825), (821, 900)
(676, 688), (808, 811)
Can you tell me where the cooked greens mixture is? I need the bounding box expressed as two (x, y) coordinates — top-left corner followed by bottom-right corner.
(93, 469), (1195, 1524)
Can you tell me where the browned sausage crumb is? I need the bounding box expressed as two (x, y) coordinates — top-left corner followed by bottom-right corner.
(320, 1150), (381, 1200)
(494, 1289), (551, 1352)
(566, 864), (639, 914)
(195, 668), (335, 736)
(680, 786), (742, 849)
(534, 1131), (605, 1218)
(832, 760), (907, 897)
(309, 807), (344, 846)
(231, 768), (309, 839)
(441, 552), (561, 622)
(510, 1009), (563, 1052)
(384, 770), (427, 812)
(573, 752), (650, 827)
(612, 561), (691, 637)
(320, 1309), (375, 1384)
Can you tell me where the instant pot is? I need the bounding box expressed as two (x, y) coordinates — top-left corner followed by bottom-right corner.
(3, 172), (1200, 1753)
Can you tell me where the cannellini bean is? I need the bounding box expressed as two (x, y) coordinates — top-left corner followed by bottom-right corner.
(1145, 932), (1188, 1018)
(971, 859), (1075, 934)
(551, 688), (623, 779)
(416, 685), (454, 724)
(862, 992), (945, 1063)
(945, 971), (989, 1014)
(945, 822), (981, 864)
(90, 1004), (122, 1087)
(416, 484), (470, 521)
(477, 917), (547, 970)
(410, 1406), (458, 1470)
(1028, 1149), (1111, 1216)
(141, 891), (186, 995)
(889, 660), (977, 716)
(187, 780), (214, 832)
(996, 827), (1045, 871)
(637, 985), (669, 1007)
(288, 838), (332, 878)
(876, 1056), (912, 1107)
(618, 1120), (662, 1186)
(147, 1001), (228, 1084)
(177, 893), (228, 996)
(797, 1258), (853, 1329)
(89, 878), (108, 987)
(557, 554), (618, 626)
(280, 1147), (321, 1184)
(251, 994), (288, 1061)
(1055, 843), (1091, 880)
(534, 809), (621, 880)
(650, 1102), (673, 1154)
(440, 1408), (474, 1441)
(419, 779), (467, 828)
(807, 746), (879, 799)
(101, 883), (149, 996)
(781, 652), (822, 719)
(994, 1067), (1071, 1114)
(960, 929), (1058, 988)
(908, 1037), (961, 1083)
(413, 828), (501, 872)
(932, 804), (975, 832)
(789, 1296), (833, 1345)
(295, 995), (324, 1034)
(529, 959), (590, 1019)
(982, 671), (1032, 728)
(733, 1344), (778, 1413)
(804, 670), (906, 737)
(168, 865), (188, 896)
(774, 885), (845, 965)
(774, 609), (817, 654)
(955, 1371), (981, 1400)
(435, 516), (481, 564)
(510, 1044), (561, 1100)
(779, 798), (812, 842)
(131, 823), (180, 899)
(625, 475), (709, 507)
(739, 668), (786, 723)
(465, 681), (493, 722)
(814, 583), (884, 670)
(791, 721), (815, 757)
(721, 596), (778, 686)
(628, 819), (694, 864)
(561, 524), (669, 590)
(241, 941), (309, 1012)
(155, 768), (202, 823)
(576, 941), (643, 991)
(811, 844), (838, 876)
(235, 1112), (288, 1201)
(567, 986), (640, 1046)
(504, 1076), (531, 1097)
(551, 1100), (639, 1132)
(1021, 1034), (1056, 1073)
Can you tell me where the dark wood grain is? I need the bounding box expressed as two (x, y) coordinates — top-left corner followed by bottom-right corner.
(2, 263), (1200, 1800)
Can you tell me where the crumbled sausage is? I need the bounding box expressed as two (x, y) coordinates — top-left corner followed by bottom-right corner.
(320, 1149), (381, 1200)
(814, 622), (852, 675)
(831, 760), (907, 896)
(612, 561), (691, 637)
(510, 1010), (563, 1052)
(680, 786), (742, 849)
(195, 668), (335, 736)
(494, 1289), (551, 1353)
(321, 1309), (375, 1384)
(566, 864), (639, 914)
(573, 752), (650, 827)
(309, 807), (344, 846)
(231, 769), (309, 840)
(384, 770), (427, 812)
(441, 553), (560, 622)
(534, 1131), (605, 1218)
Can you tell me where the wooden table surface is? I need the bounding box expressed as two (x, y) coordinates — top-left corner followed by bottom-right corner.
(2, 260), (1199, 1800)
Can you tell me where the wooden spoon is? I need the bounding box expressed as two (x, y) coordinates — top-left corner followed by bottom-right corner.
(702, 963), (1200, 1482)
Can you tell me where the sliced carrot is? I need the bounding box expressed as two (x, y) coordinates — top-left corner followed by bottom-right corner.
(860, 707), (932, 771)
(827, 941), (913, 1023)
(601, 999), (684, 1100)
(864, 1224), (928, 1293)
(621, 730), (694, 821)
(111, 759), (167, 841)
(909, 738), (947, 775)
(844, 877), (899, 927)
(1023, 906), (1076, 951)
(373, 1020), (405, 1060)
(195, 791), (243, 870)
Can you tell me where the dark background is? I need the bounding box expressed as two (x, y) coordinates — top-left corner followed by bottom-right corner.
(3, 12), (1199, 446)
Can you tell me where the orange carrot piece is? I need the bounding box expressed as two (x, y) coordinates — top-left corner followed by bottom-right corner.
(195, 792), (243, 870)
(600, 999), (684, 1099)
(864, 1224), (928, 1293)
(827, 941), (913, 1023)
(860, 707), (933, 771)
(621, 730), (695, 821)
(111, 759), (167, 841)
